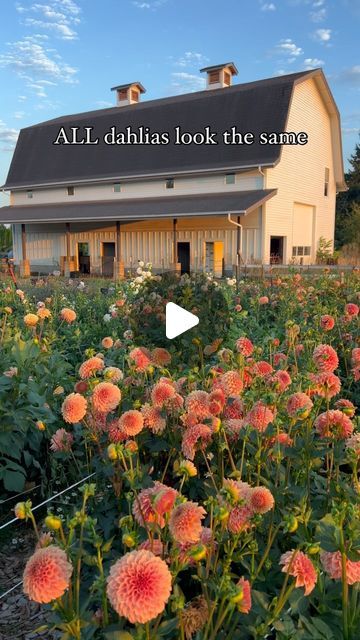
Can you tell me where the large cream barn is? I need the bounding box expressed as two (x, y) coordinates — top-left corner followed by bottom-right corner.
(0, 63), (346, 277)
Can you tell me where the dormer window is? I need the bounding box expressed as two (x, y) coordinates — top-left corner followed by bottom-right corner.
(113, 183), (121, 193)
(166, 178), (174, 189)
(209, 70), (220, 84)
(67, 186), (74, 196)
(27, 190), (33, 199)
(225, 173), (235, 185)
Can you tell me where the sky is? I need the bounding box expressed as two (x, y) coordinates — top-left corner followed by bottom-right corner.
(0, 0), (359, 207)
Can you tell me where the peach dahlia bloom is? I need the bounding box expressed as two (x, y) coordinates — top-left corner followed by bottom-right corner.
(220, 370), (243, 398)
(104, 366), (124, 383)
(101, 336), (114, 349)
(106, 550), (172, 624)
(50, 428), (73, 452)
(245, 402), (274, 432)
(60, 308), (76, 323)
(227, 505), (253, 534)
(152, 347), (172, 366)
(287, 392), (313, 420)
(315, 410), (353, 440)
(320, 315), (335, 331)
(250, 486), (274, 514)
(129, 347), (152, 372)
(133, 482), (177, 529)
(185, 390), (211, 420)
(310, 372), (341, 399)
(181, 423), (212, 461)
(279, 550), (317, 596)
(236, 577), (252, 614)
(92, 382), (121, 413)
(24, 313), (39, 327)
(345, 303), (359, 316)
(23, 546), (73, 603)
(141, 403), (166, 434)
(320, 551), (360, 585)
(79, 356), (105, 379)
(169, 501), (206, 544)
(118, 410), (144, 436)
(61, 393), (87, 424)
(313, 344), (339, 373)
(151, 381), (176, 408)
(236, 336), (254, 357)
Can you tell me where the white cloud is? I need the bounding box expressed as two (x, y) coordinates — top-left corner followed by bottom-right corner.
(310, 7), (326, 21)
(173, 51), (209, 68)
(24, 17), (77, 39)
(0, 37), (78, 94)
(313, 28), (332, 43)
(13, 111), (26, 119)
(261, 2), (276, 10)
(304, 57), (324, 69)
(0, 120), (19, 151)
(17, 0), (81, 39)
(133, 0), (168, 8)
(171, 72), (206, 94)
(276, 38), (303, 62)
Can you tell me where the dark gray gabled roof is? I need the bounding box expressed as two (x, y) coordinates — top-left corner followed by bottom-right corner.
(3, 70), (317, 190)
(0, 190), (276, 223)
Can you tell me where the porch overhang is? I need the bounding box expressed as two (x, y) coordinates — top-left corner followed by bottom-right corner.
(0, 189), (277, 224)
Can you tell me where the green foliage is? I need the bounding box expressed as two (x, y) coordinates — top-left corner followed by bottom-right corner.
(336, 136), (360, 249)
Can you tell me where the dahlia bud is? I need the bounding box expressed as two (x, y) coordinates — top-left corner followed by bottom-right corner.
(45, 515), (62, 531)
(14, 502), (27, 519)
(229, 586), (244, 605)
(122, 533), (136, 548)
(36, 420), (46, 431)
(189, 544), (207, 562)
(307, 543), (320, 555)
(284, 515), (298, 533)
(107, 444), (118, 461)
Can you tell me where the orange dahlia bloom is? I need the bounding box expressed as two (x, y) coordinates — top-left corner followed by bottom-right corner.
(118, 410), (144, 436)
(313, 344), (339, 373)
(24, 313), (39, 327)
(23, 546), (73, 603)
(152, 347), (172, 366)
(220, 370), (243, 398)
(106, 550), (172, 623)
(61, 393), (87, 424)
(169, 501), (206, 544)
(102, 336), (114, 349)
(151, 381), (176, 408)
(60, 308), (76, 323)
(37, 307), (51, 320)
(320, 551), (360, 585)
(92, 382), (121, 413)
(78, 356), (105, 379)
(141, 403), (166, 434)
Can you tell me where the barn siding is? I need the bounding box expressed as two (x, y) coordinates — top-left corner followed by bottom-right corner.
(264, 77), (336, 264)
(12, 208), (262, 272)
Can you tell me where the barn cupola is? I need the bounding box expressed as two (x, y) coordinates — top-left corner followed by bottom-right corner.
(111, 82), (146, 106)
(200, 62), (238, 90)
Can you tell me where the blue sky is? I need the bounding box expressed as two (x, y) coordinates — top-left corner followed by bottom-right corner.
(0, 0), (359, 206)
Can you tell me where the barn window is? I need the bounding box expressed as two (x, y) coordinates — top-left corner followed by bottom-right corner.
(225, 173), (235, 185)
(67, 186), (74, 196)
(224, 71), (231, 86)
(118, 89), (128, 101)
(293, 246), (311, 256)
(26, 190), (33, 199)
(209, 70), (220, 84)
(166, 178), (174, 189)
(113, 183), (121, 193)
(324, 167), (329, 196)
(131, 89), (139, 103)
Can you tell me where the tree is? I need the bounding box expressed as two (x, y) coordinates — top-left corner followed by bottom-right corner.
(335, 135), (360, 248)
(0, 225), (12, 252)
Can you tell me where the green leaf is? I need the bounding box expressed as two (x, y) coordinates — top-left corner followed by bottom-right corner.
(4, 469), (26, 491)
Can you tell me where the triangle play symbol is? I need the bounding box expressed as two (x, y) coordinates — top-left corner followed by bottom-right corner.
(166, 302), (199, 340)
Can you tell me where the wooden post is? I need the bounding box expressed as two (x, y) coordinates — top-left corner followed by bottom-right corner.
(236, 215), (241, 284)
(65, 223), (71, 260)
(173, 218), (178, 263)
(20, 224), (30, 276)
(115, 221), (124, 279)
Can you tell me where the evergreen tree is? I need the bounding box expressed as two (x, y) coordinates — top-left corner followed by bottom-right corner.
(0, 225), (12, 252)
(335, 135), (360, 248)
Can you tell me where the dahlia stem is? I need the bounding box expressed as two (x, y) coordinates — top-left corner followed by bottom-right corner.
(340, 527), (350, 640)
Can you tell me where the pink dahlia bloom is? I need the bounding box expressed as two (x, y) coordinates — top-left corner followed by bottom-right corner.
(78, 356), (105, 379)
(129, 347), (152, 372)
(351, 348), (360, 365)
(286, 392), (313, 420)
(50, 428), (73, 453)
(273, 352), (288, 367)
(108, 420), (127, 443)
(254, 361), (274, 377)
(181, 423), (212, 461)
(224, 418), (244, 440)
(92, 382), (121, 413)
(141, 403), (166, 434)
(236, 337), (254, 357)
(106, 550), (172, 624)
(118, 410), (144, 436)
(270, 369), (292, 392)
(320, 315), (335, 331)
(279, 550), (317, 596)
(61, 393), (87, 424)
(250, 486), (274, 514)
(133, 482), (177, 529)
(345, 303), (359, 317)
(345, 433), (360, 456)
(23, 546), (73, 603)
(185, 391), (211, 420)
(245, 402), (274, 432)
(320, 551), (360, 585)
(223, 398), (244, 419)
(315, 409), (353, 440)
(236, 577), (252, 614)
(313, 344), (339, 373)
(169, 501), (206, 544)
(138, 538), (165, 557)
(259, 296), (269, 305)
(151, 381), (176, 408)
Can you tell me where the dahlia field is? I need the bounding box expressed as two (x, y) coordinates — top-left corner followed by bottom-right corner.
(0, 267), (360, 640)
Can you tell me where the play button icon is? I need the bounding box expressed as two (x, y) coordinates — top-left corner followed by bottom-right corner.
(166, 302), (199, 340)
